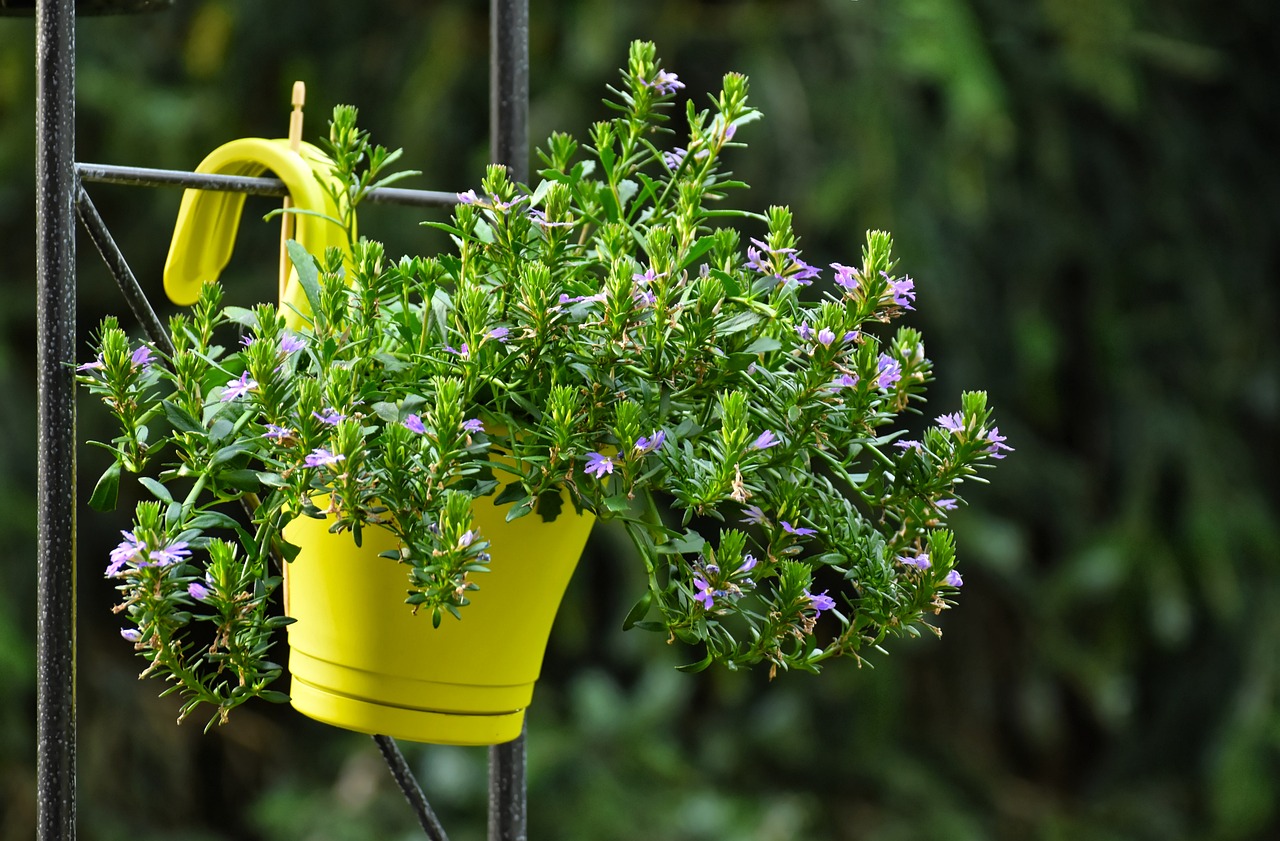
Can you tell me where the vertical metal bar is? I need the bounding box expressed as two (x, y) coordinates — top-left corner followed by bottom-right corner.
(489, 2), (529, 840)
(488, 724), (528, 841)
(34, 0), (77, 840)
(490, 0), (529, 183)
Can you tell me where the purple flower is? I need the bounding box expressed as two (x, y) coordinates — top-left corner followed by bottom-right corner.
(936, 412), (964, 433)
(795, 323), (813, 341)
(740, 505), (769, 526)
(584, 452), (614, 479)
(313, 408), (346, 426)
(486, 327), (510, 343)
(886, 273), (916, 310)
(148, 540), (191, 568)
(131, 345), (155, 370)
(831, 262), (860, 292)
(985, 427), (1014, 459)
(693, 577), (715, 609)
(789, 257), (820, 286)
(897, 552), (931, 571)
(647, 69), (685, 96)
(456, 530), (476, 550)
(279, 333), (306, 354)
(188, 581), (210, 601)
(817, 327), (836, 347)
(876, 354), (902, 390)
(632, 268), (659, 285)
(739, 554), (759, 573)
(830, 373), (860, 390)
(444, 343), (471, 359)
(264, 424), (293, 443)
(220, 371), (257, 402)
(633, 289), (657, 307)
(304, 448), (345, 468)
(77, 356), (105, 373)
(945, 569), (964, 588)
(936, 498), (959, 511)
(403, 414), (426, 434)
(107, 531), (144, 576)
(750, 430), (780, 451)
(781, 521), (817, 537)
(808, 590), (836, 613)
(635, 430), (666, 454)
(894, 439), (923, 451)
(457, 189), (479, 205)
(461, 418), (485, 434)
(662, 148), (687, 171)
(843, 330), (859, 344)
(120, 628), (141, 642)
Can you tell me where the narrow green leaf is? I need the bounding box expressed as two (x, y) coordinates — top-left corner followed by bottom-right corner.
(621, 591), (652, 631)
(286, 239), (322, 317)
(138, 476), (173, 504)
(162, 400), (205, 435)
(88, 462), (121, 512)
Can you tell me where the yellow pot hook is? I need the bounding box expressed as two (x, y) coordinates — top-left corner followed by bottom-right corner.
(163, 137), (348, 317)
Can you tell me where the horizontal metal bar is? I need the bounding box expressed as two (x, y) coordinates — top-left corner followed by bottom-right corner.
(75, 163), (461, 208)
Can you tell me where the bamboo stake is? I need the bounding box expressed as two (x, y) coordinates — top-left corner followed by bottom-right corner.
(279, 81), (306, 302)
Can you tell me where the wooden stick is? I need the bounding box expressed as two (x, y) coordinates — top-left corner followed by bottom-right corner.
(279, 81), (306, 302)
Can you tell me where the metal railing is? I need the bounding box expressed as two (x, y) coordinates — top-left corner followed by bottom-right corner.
(32, 1), (532, 839)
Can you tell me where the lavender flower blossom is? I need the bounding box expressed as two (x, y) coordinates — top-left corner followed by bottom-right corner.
(647, 69), (685, 96)
(457, 189), (479, 205)
(304, 448), (345, 468)
(131, 345), (155, 370)
(188, 581), (210, 601)
(693, 577), (715, 609)
(887, 273), (916, 309)
(808, 590), (836, 613)
(148, 541), (191, 568)
(584, 452), (614, 478)
(314, 408), (346, 426)
(403, 414), (426, 434)
(817, 328), (836, 347)
(876, 355), (902, 390)
(120, 628), (141, 642)
(740, 505), (769, 526)
(945, 569), (964, 587)
(220, 372), (257, 402)
(486, 327), (510, 342)
(985, 427), (1014, 459)
(781, 521), (817, 537)
(635, 430), (666, 454)
(461, 418), (485, 434)
(739, 554), (759, 573)
(264, 424), (293, 443)
(894, 439), (923, 451)
(831, 262), (860, 292)
(796, 324), (813, 341)
(751, 430), (780, 451)
(936, 498), (959, 511)
(936, 412), (964, 433)
(279, 334), (306, 354)
(830, 373), (859, 390)
(76, 356), (105, 373)
(897, 552), (931, 570)
(106, 531), (144, 576)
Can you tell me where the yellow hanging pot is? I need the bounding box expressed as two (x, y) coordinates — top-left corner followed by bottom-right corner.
(165, 137), (594, 744)
(283, 493), (594, 745)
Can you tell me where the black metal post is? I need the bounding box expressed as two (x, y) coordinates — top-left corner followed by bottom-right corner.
(490, 0), (528, 183)
(488, 2), (529, 839)
(35, 0), (77, 839)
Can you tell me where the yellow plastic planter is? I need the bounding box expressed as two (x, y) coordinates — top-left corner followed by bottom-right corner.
(282, 494), (594, 745)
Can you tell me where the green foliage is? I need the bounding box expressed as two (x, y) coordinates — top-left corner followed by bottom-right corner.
(1, 1), (1277, 839)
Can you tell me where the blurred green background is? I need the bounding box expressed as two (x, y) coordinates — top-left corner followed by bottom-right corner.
(2, 1), (1277, 839)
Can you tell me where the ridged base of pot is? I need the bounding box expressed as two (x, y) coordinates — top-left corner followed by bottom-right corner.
(283, 489), (594, 746)
(290, 671), (525, 746)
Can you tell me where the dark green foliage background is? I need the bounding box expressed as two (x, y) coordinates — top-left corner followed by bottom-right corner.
(1, 1), (1277, 838)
